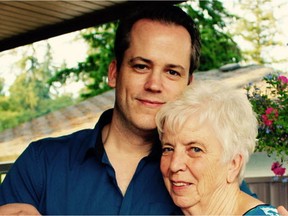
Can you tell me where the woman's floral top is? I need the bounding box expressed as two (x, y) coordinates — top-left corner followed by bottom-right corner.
(244, 204), (279, 216)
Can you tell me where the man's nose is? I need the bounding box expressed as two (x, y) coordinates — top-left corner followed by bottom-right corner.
(144, 71), (162, 92)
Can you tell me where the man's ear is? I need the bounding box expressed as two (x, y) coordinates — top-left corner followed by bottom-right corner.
(188, 75), (193, 85)
(227, 154), (243, 183)
(108, 60), (117, 88)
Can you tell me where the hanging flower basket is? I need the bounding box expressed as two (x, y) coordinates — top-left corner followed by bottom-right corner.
(245, 72), (288, 177)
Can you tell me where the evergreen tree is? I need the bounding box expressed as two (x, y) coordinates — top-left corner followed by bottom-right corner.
(181, 1), (242, 71)
(49, 22), (116, 99)
(9, 44), (51, 112)
(0, 43), (75, 132)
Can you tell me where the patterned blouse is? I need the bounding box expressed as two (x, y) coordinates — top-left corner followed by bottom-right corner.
(244, 204), (280, 215)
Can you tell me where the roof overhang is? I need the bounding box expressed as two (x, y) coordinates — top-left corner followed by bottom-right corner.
(0, 1), (184, 52)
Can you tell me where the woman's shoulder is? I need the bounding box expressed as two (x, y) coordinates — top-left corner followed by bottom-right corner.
(244, 204), (279, 216)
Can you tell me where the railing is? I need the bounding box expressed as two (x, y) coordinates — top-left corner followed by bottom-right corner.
(0, 162), (13, 183)
(246, 176), (288, 207)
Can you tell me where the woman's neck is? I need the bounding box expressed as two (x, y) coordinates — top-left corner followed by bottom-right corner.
(183, 183), (243, 215)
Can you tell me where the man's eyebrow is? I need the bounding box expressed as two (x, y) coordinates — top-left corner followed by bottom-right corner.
(166, 64), (185, 71)
(128, 56), (152, 65)
(128, 57), (185, 71)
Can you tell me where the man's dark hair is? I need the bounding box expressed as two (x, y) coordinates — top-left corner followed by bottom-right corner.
(114, 3), (201, 76)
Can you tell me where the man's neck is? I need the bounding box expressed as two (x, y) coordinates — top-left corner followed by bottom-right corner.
(102, 115), (157, 156)
(101, 121), (157, 195)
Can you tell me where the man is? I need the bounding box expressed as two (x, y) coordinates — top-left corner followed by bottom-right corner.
(0, 3), (277, 215)
(0, 4), (199, 215)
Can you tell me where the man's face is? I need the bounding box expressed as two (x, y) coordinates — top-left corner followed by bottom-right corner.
(108, 19), (192, 132)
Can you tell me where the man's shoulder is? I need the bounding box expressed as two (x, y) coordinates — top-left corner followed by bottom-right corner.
(34, 128), (94, 144)
(28, 127), (97, 155)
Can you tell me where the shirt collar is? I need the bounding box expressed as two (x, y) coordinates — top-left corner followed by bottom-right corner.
(79, 108), (162, 165)
(78, 109), (113, 165)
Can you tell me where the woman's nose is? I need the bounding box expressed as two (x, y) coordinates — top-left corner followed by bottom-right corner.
(169, 151), (187, 173)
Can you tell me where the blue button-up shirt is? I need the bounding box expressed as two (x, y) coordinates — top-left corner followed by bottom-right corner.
(0, 109), (182, 215)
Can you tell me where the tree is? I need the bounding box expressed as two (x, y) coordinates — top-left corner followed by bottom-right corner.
(232, 0), (283, 65)
(181, 1), (242, 71)
(9, 44), (52, 112)
(49, 1), (241, 98)
(0, 77), (20, 131)
(0, 43), (75, 132)
(49, 22), (117, 99)
(0, 77), (4, 96)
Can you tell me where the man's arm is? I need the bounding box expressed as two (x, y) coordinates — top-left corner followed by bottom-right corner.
(0, 203), (40, 215)
(0, 143), (43, 207)
(278, 206), (288, 216)
(241, 180), (288, 215)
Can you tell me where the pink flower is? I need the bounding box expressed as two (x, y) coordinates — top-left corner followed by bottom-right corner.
(271, 162), (286, 176)
(262, 107), (279, 127)
(265, 107), (274, 115)
(262, 114), (273, 126)
(278, 75), (288, 84)
(265, 107), (278, 117)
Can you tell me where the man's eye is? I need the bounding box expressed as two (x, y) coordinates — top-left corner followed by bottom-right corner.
(167, 70), (181, 77)
(133, 64), (148, 70)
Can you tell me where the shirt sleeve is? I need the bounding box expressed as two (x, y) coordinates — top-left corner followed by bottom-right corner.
(0, 142), (43, 207)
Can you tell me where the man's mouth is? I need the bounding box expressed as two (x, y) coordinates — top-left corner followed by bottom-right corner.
(137, 98), (165, 107)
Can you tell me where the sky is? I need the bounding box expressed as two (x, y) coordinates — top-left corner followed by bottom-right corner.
(0, 0), (287, 95)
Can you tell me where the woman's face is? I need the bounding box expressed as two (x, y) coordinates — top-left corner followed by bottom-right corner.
(160, 116), (231, 210)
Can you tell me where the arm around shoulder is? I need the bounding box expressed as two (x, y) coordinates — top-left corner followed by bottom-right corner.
(278, 206), (288, 216)
(0, 203), (41, 215)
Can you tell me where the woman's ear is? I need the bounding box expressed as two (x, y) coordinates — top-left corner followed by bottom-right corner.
(227, 154), (243, 183)
(108, 60), (117, 88)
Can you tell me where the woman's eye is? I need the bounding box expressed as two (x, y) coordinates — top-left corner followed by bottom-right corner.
(191, 147), (202, 153)
(162, 147), (173, 155)
(187, 146), (203, 157)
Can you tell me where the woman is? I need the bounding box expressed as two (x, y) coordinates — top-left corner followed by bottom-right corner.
(156, 80), (279, 215)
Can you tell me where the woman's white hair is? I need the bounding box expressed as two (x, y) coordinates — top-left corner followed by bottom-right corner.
(155, 79), (258, 183)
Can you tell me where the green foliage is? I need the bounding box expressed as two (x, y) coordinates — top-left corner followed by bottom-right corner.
(246, 73), (288, 162)
(0, 43), (75, 132)
(181, 1), (242, 71)
(49, 22), (117, 99)
(0, 110), (21, 131)
(0, 77), (4, 96)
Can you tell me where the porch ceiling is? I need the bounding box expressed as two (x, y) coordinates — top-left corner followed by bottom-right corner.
(0, 1), (182, 52)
